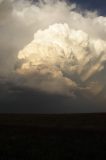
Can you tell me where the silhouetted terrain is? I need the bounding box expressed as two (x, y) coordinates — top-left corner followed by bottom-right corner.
(0, 113), (106, 159)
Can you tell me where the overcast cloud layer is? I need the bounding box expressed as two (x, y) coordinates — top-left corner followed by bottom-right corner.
(0, 0), (106, 112)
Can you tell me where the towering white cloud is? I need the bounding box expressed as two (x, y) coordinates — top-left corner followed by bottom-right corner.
(17, 23), (106, 95)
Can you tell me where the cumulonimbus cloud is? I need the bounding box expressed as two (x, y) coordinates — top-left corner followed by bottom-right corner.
(17, 22), (106, 96)
(0, 0), (106, 97)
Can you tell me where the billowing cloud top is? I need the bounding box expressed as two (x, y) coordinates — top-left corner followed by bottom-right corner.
(17, 22), (106, 96)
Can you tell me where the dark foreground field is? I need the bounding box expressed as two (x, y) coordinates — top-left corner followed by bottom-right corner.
(0, 113), (106, 160)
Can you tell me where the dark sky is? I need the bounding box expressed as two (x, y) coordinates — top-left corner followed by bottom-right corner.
(0, 0), (106, 113)
(70, 0), (106, 15)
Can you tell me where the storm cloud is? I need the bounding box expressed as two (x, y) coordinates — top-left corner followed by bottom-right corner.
(0, 0), (106, 112)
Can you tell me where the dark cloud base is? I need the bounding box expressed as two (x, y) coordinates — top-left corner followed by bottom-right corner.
(0, 82), (105, 113)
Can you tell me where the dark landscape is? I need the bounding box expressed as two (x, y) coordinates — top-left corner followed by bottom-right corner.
(0, 113), (106, 160)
